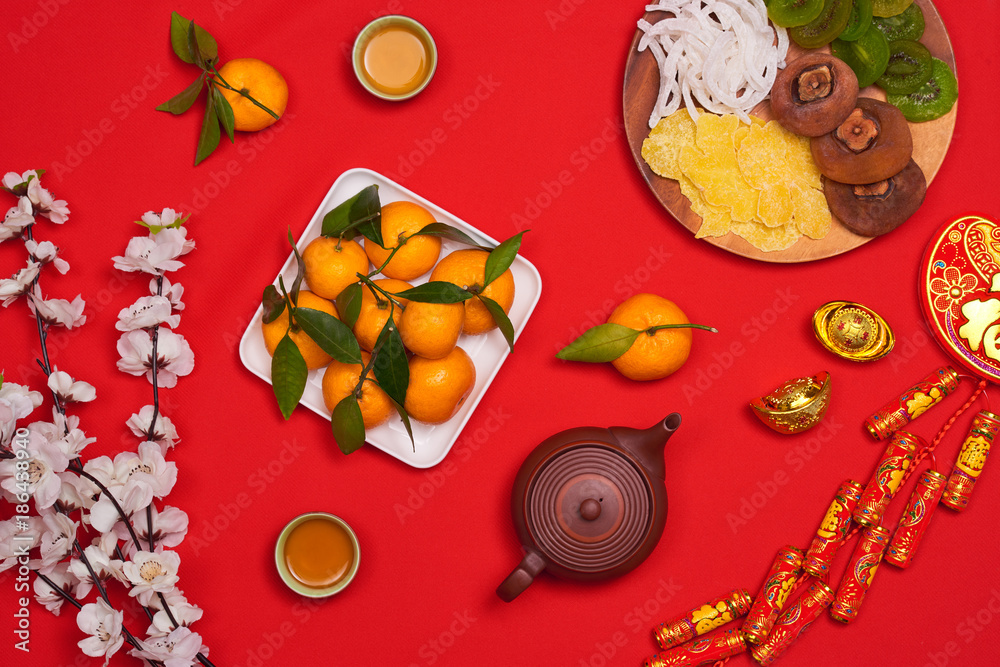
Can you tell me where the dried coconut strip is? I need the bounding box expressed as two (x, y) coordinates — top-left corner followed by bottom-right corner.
(639, 0), (787, 127)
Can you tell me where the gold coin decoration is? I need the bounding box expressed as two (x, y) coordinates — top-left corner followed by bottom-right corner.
(813, 301), (895, 362)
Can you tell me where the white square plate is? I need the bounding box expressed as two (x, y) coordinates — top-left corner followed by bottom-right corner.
(238, 168), (542, 468)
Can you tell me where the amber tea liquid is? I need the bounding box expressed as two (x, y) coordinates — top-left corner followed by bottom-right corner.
(283, 517), (355, 588)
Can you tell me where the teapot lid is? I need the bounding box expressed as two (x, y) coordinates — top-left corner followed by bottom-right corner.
(524, 444), (653, 572)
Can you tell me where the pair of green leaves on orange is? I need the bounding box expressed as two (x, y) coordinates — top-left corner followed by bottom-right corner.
(556, 322), (717, 363)
(264, 184), (525, 455)
(156, 12), (278, 165)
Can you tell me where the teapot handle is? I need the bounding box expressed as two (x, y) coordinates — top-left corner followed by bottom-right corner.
(496, 549), (546, 602)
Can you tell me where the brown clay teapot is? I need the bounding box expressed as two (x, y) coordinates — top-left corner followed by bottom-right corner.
(497, 413), (681, 602)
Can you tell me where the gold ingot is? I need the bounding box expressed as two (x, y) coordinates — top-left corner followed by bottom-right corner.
(751, 372), (831, 435)
(812, 301), (894, 362)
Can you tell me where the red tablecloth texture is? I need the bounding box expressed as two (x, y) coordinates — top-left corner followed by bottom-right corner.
(3, 1), (1000, 665)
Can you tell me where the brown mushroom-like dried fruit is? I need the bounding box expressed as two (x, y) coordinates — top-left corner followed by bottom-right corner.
(824, 159), (927, 237)
(811, 97), (913, 184)
(770, 53), (859, 137)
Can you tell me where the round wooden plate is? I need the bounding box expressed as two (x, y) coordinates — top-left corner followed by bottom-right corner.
(623, 0), (957, 263)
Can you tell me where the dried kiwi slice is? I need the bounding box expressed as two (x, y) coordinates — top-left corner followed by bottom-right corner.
(831, 24), (890, 88)
(768, 0), (825, 28)
(790, 0), (853, 48)
(887, 58), (958, 122)
(873, 3), (924, 41)
(839, 0), (873, 42)
(877, 40), (932, 94)
(872, 0), (913, 18)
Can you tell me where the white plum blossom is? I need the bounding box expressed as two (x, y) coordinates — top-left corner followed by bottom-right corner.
(123, 549), (181, 605)
(140, 208), (186, 230)
(25, 238), (70, 273)
(131, 626), (205, 666)
(56, 471), (99, 514)
(69, 545), (126, 598)
(76, 599), (125, 665)
(2, 170), (39, 191)
(127, 405), (179, 452)
(112, 227), (195, 275)
(81, 455), (116, 487)
(1, 196), (34, 241)
(114, 442), (178, 499)
(0, 429), (70, 509)
(27, 178), (70, 224)
(36, 510), (79, 573)
(33, 561), (74, 614)
(31, 410), (96, 458)
(147, 588), (203, 637)
(28, 285), (87, 328)
(116, 329), (194, 388)
(47, 369), (97, 403)
(88, 480), (154, 534)
(117, 504), (188, 556)
(0, 379), (43, 447)
(0, 260), (40, 307)
(87, 443), (176, 532)
(90, 530), (122, 560)
(0, 516), (42, 572)
(116, 295), (180, 331)
(156, 276), (185, 311)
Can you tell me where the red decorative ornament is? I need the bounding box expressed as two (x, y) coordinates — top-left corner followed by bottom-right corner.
(830, 526), (891, 624)
(644, 627), (746, 667)
(886, 468), (948, 568)
(740, 546), (804, 645)
(803, 480), (864, 578)
(854, 431), (921, 527)
(920, 214), (1000, 382)
(942, 409), (999, 511)
(748, 580), (835, 665)
(652, 589), (752, 650)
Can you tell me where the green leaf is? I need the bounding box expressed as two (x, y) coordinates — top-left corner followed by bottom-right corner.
(262, 285), (285, 324)
(332, 395), (366, 454)
(372, 320), (408, 406)
(389, 396), (416, 452)
(194, 87), (221, 165)
(169, 12), (195, 63)
(555, 323), (642, 363)
(484, 231), (525, 288)
(396, 281), (474, 304)
(272, 334), (308, 419)
(336, 283), (363, 329)
(287, 229), (305, 306)
(169, 12), (218, 66)
(352, 187), (383, 247)
(214, 90), (235, 142)
(321, 185), (382, 244)
(294, 307), (363, 364)
(478, 295), (516, 352)
(155, 73), (206, 115)
(414, 222), (493, 251)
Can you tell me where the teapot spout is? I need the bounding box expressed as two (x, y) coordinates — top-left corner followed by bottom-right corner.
(609, 413), (681, 481)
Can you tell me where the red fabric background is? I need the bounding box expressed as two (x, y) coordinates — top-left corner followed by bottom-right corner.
(3, 1), (999, 666)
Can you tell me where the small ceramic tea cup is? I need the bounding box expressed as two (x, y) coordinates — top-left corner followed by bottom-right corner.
(352, 15), (437, 101)
(275, 512), (360, 598)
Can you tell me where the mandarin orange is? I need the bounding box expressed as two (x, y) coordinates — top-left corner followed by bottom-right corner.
(321, 351), (393, 429)
(261, 290), (337, 370)
(365, 201), (440, 280)
(430, 249), (515, 335)
(404, 347), (477, 424)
